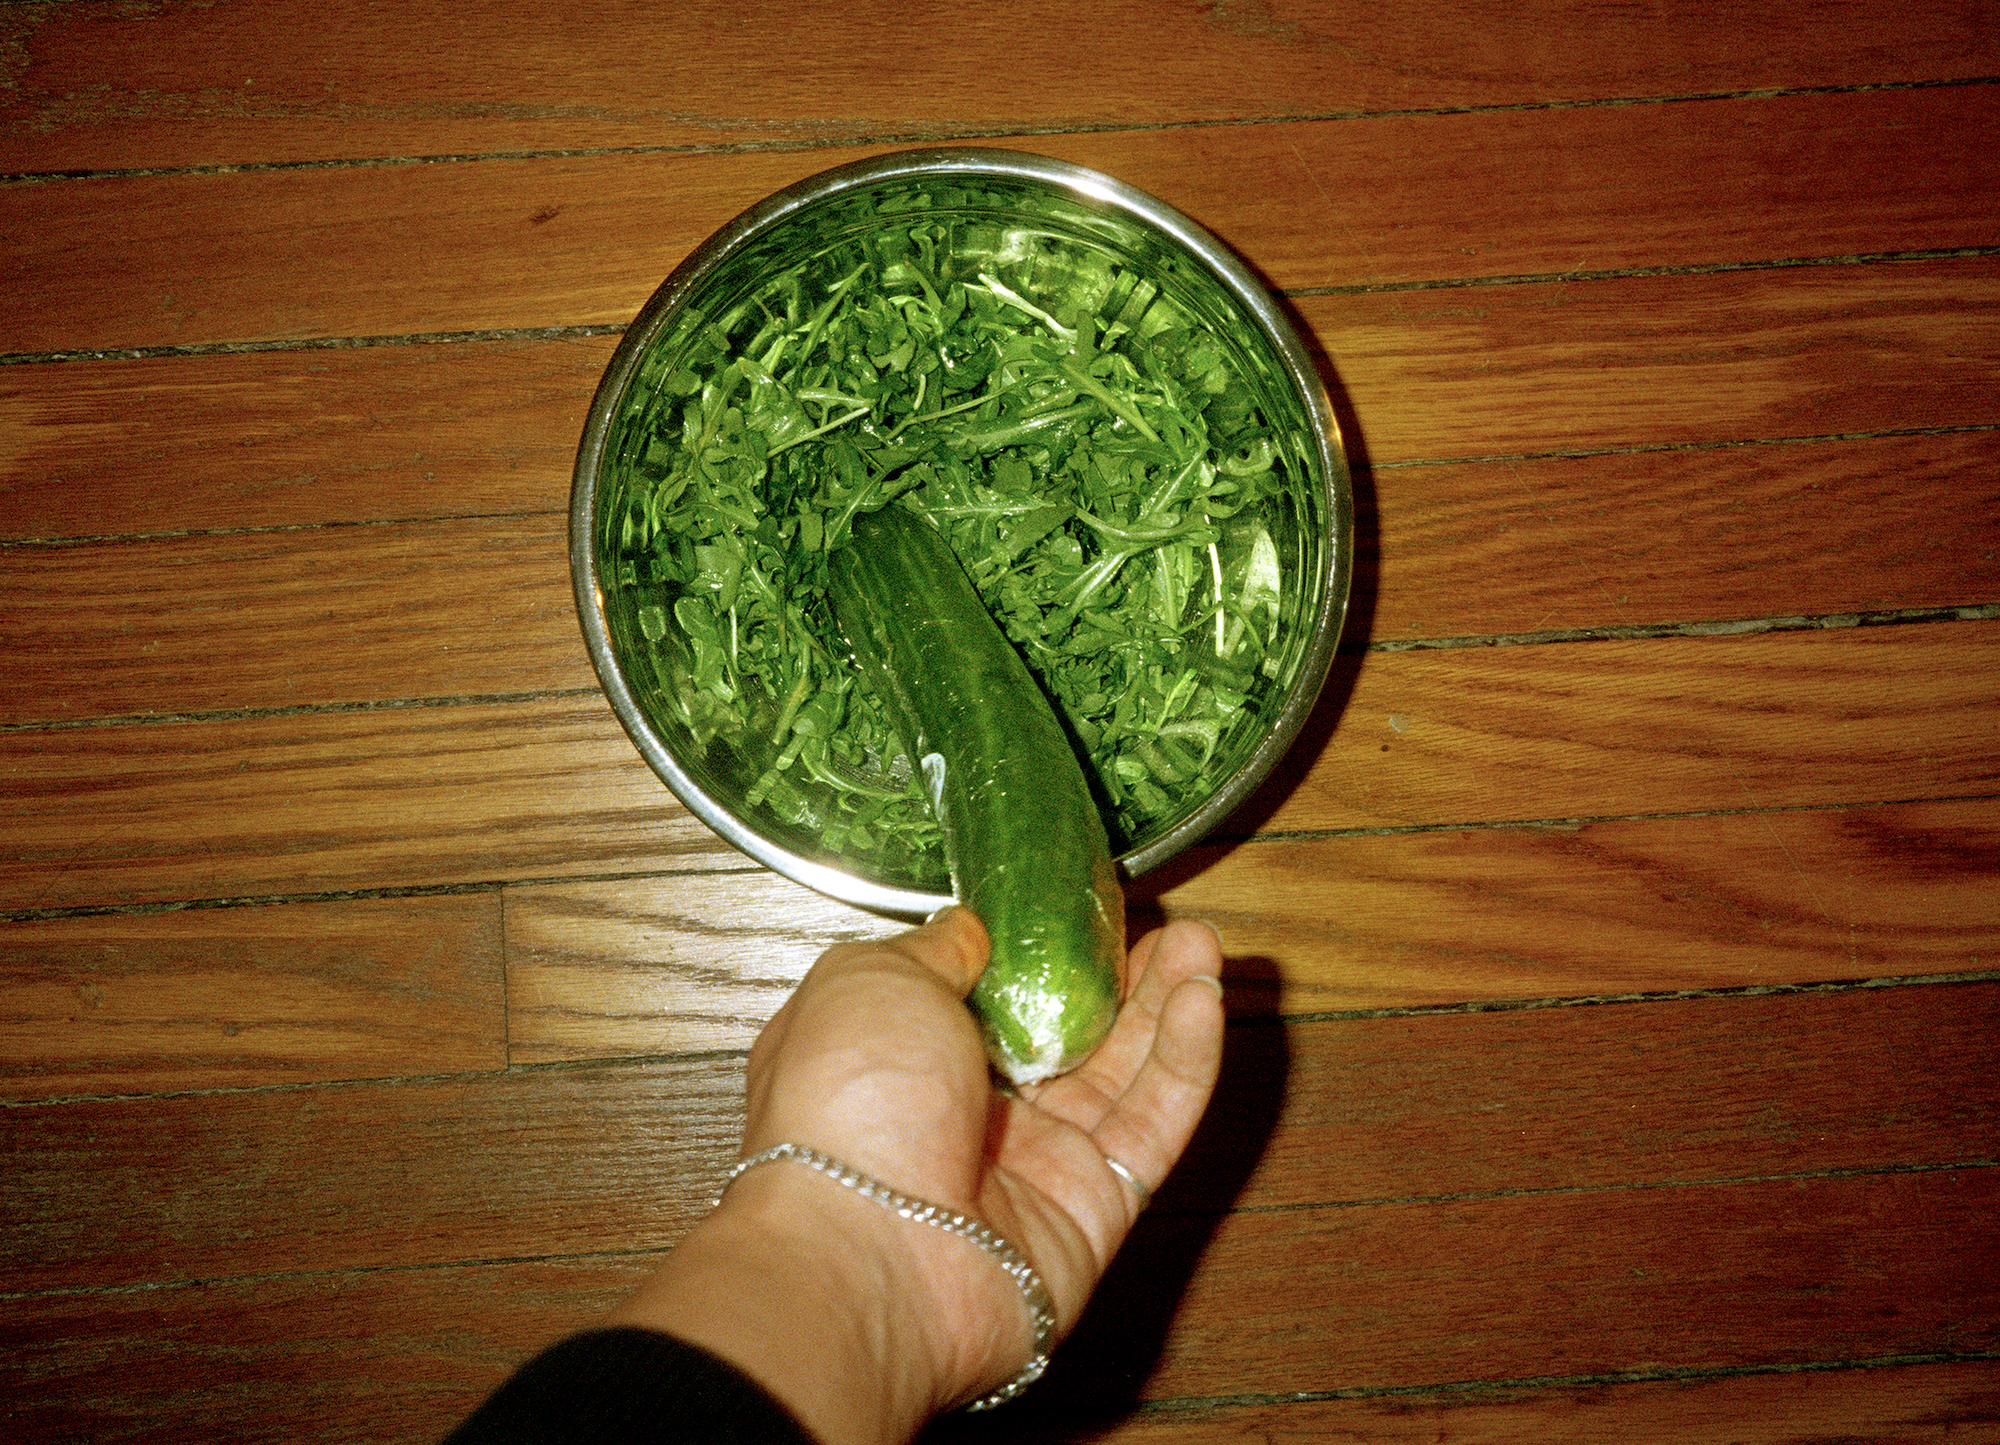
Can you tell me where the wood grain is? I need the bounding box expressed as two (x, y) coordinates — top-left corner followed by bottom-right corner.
(1367, 430), (2000, 643)
(496, 799), (2000, 1059)
(0, 513), (581, 724)
(1157, 798), (2000, 1016)
(4, 1153), (1991, 1430)
(511, 936), (2000, 1218)
(8, 979), (1988, 1292)
(0, 695), (730, 913)
(7, 262), (1992, 588)
(1173, 979), (2000, 1215)
(1059, 1168), (2000, 1404)
(6, 622), (1994, 913)
(0, 1255), (654, 1445)
(0, 892), (504, 1100)
(5, 0), (1994, 171)
(5, 271), (1996, 732)
(0, 1056), (743, 1296)
(5, 2), (1998, 1438)
(9, 427), (1997, 727)
(1249, 618), (2000, 836)
(503, 871), (881, 1063)
(9, 86), (2000, 354)
(1155, 83), (2000, 291)
(0, 336), (611, 541)
(1304, 258), (2000, 465)
(1014, 1360), (2000, 1444)
(4, 1264), (1993, 1445)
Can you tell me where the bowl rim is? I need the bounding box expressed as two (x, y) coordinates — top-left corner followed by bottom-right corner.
(572, 145), (1354, 917)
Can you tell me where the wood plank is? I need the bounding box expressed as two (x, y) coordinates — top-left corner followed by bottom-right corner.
(0, 1255), (653, 1445)
(1173, 979), (2000, 1216)
(0, 695), (732, 913)
(1368, 430), (2000, 644)
(1159, 797), (2000, 1017)
(1307, 258), (2000, 466)
(4, 0), (1993, 172)
(8, 11), (1992, 1445)
(0, 1056), (742, 1296)
(4, 1265), (1994, 1445)
(8, 262), (1992, 568)
(1019, 1360), (2000, 1443)
(0, 513), (584, 725)
(7, 978), (1990, 1292)
(1061, 1169), (2000, 1405)
(0, 893), (504, 1101)
(6, 1286), (1995, 1445)
(9, 87), (2000, 354)
(1248, 618), (2000, 836)
(5, 622), (1996, 913)
(0, 1048), (744, 1288)
(514, 925), (2000, 1213)
(5, 299), (1996, 726)
(504, 871), (880, 1064)
(9, 426), (1995, 727)
(0, 337), (611, 542)
(498, 798), (2000, 1060)
(1177, 83), (2000, 292)
(3, 1159), (1991, 1427)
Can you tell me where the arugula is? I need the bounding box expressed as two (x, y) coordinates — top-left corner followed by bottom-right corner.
(609, 187), (1300, 882)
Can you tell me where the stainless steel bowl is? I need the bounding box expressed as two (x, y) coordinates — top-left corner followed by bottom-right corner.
(573, 148), (1352, 916)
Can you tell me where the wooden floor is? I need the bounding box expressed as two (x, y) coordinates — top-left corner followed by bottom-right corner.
(4, 3), (1998, 1440)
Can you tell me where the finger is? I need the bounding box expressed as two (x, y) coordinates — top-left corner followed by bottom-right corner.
(1138, 915), (1224, 1003)
(811, 903), (991, 997)
(1014, 927), (1175, 1118)
(1089, 983), (1224, 1213)
(1027, 917), (1221, 1128)
(750, 905), (987, 1062)
(1084, 922), (1226, 1205)
(755, 907), (991, 1084)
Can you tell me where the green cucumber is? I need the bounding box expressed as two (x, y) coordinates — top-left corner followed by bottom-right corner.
(828, 504), (1124, 1084)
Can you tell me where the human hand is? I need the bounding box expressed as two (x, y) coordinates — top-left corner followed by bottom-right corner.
(611, 907), (1225, 1445)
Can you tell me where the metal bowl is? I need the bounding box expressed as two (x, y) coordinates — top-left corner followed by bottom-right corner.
(572, 148), (1353, 916)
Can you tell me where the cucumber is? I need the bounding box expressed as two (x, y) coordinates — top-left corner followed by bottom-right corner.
(828, 504), (1124, 1084)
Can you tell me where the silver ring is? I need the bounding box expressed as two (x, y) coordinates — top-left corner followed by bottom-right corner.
(1103, 1154), (1151, 1211)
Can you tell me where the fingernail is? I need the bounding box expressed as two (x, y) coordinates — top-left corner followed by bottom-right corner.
(1192, 974), (1225, 998)
(1179, 916), (1224, 946)
(925, 904), (959, 926)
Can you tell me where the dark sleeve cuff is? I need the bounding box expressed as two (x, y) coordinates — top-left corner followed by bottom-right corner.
(439, 1326), (817, 1445)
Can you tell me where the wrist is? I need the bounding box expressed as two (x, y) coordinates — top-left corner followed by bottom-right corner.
(609, 1153), (1032, 1444)
(724, 1146), (1053, 1412)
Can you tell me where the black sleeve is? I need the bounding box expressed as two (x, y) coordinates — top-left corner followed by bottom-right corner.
(439, 1326), (818, 1445)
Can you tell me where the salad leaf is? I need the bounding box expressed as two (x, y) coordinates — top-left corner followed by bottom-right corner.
(610, 190), (1303, 877)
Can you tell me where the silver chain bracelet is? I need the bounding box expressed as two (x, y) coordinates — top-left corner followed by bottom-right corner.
(720, 1142), (1056, 1411)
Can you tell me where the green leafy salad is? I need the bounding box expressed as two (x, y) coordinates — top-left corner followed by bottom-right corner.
(601, 183), (1309, 888)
